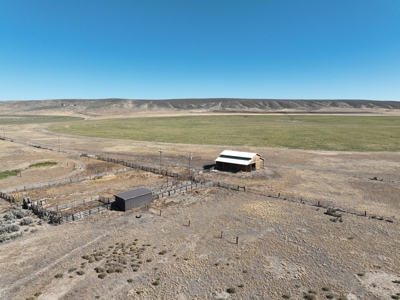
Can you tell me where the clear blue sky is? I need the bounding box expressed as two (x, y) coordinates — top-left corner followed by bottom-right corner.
(0, 1), (399, 101)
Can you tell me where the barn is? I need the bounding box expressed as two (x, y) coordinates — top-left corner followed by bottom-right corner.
(215, 150), (264, 172)
(114, 188), (153, 211)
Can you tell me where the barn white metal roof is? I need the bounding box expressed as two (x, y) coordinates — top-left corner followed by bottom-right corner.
(215, 150), (260, 166)
(219, 150), (258, 158)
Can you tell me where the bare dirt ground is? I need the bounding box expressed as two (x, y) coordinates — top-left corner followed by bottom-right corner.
(0, 114), (400, 300)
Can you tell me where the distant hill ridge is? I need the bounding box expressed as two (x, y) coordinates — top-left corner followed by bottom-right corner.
(1, 98), (399, 116)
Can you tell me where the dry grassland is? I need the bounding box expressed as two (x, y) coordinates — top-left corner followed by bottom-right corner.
(0, 116), (399, 300)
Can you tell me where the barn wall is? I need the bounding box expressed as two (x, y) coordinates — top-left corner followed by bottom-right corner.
(250, 155), (263, 170)
(216, 155), (264, 172)
(216, 162), (249, 172)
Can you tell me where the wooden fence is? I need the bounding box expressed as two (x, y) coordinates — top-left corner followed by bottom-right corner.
(45, 196), (107, 212)
(153, 180), (213, 200)
(96, 156), (180, 178)
(0, 192), (16, 203)
(30, 196), (111, 224)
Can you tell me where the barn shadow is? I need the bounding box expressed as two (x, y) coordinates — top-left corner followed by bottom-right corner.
(203, 164), (215, 170)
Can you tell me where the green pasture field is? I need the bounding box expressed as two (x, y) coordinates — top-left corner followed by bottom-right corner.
(0, 115), (83, 125)
(48, 115), (400, 151)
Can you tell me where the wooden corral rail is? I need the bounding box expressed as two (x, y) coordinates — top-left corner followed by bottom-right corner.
(30, 196), (111, 224)
(0, 192), (16, 203)
(2, 168), (131, 194)
(96, 156), (180, 178)
(59, 202), (110, 223)
(153, 181), (213, 200)
(45, 196), (107, 212)
(30, 204), (58, 222)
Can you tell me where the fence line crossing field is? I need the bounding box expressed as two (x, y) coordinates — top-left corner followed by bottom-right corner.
(48, 115), (400, 151)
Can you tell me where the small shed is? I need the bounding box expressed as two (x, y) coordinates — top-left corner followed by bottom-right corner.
(215, 150), (264, 172)
(114, 188), (153, 211)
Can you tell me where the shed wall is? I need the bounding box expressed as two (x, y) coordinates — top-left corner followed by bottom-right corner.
(115, 192), (153, 211)
(126, 192), (153, 211)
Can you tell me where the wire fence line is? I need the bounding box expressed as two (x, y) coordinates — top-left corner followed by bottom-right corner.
(0, 136), (78, 155)
(244, 187), (396, 223)
(1, 168), (131, 194)
(192, 176), (246, 192)
(190, 175), (396, 223)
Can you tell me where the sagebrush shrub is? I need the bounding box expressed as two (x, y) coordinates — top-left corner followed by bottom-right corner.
(20, 217), (34, 226)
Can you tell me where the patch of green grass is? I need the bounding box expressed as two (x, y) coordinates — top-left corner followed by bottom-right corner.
(0, 161), (57, 180)
(48, 115), (400, 152)
(0, 169), (21, 180)
(29, 162), (57, 168)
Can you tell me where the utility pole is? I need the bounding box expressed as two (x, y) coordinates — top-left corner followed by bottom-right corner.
(158, 149), (163, 175)
(188, 152), (193, 175)
(58, 135), (60, 152)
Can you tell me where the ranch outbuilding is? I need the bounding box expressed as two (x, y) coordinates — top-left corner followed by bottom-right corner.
(114, 188), (153, 211)
(215, 150), (264, 172)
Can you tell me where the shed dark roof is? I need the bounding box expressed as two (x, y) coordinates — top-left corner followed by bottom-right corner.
(114, 188), (152, 200)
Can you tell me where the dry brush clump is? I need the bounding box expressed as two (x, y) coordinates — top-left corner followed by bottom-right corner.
(76, 238), (156, 281)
